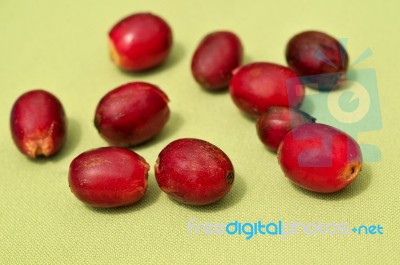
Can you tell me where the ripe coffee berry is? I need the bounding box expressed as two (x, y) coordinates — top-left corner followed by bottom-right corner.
(191, 31), (243, 90)
(10, 89), (67, 158)
(256, 106), (315, 151)
(68, 147), (149, 208)
(278, 123), (362, 193)
(94, 82), (170, 147)
(155, 138), (234, 205)
(286, 30), (349, 90)
(109, 12), (173, 71)
(229, 62), (305, 117)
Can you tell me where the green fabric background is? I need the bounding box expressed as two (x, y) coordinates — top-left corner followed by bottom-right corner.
(1, 0), (399, 264)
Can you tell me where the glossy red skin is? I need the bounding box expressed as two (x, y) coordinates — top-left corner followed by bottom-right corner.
(155, 138), (234, 205)
(10, 90), (67, 158)
(109, 12), (172, 71)
(191, 31), (243, 90)
(68, 147), (149, 208)
(94, 82), (170, 147)
(229, 62), (305, 117)
(278, 123), (362, 193)
(286, 31), (349, 90)
(256, 107), (315, 151)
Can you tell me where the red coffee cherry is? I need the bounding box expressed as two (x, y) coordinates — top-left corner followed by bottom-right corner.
(155, 138), (234, 205)
(94, 82), (170, 147)
(256, 106), (315, 152)
(286, 30), (349, 90)
(278, 123), (362, 193)
(109, 12), (173, 71)
(68, 147), (149, 208)
(191, 31), (243, 90)
(229, 62), (305, 117)
(10, 89), (67, 158)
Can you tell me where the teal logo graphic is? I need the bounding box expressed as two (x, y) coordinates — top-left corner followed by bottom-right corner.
(287, 40), (382, 163)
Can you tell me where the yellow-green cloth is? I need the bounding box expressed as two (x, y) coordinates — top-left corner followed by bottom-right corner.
(1, 0), (398, 264)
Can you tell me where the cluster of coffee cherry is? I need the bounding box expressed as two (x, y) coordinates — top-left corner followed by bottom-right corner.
(10, 12), (362, 208)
